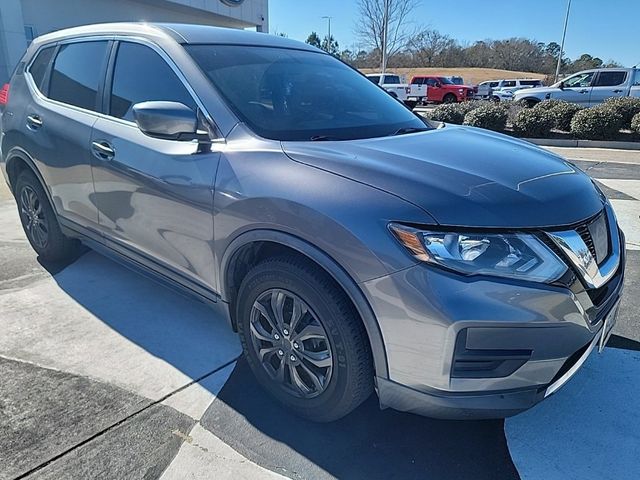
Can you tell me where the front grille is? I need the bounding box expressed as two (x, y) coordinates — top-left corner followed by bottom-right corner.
(576, 211), (609, 265)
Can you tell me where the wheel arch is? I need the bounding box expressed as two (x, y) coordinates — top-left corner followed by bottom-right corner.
(5, 149), (57, 214)
(221, 229), (389, 379)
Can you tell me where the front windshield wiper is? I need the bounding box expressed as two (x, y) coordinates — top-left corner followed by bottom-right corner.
(309, 135), (342, 141)
(391, 127), (431, 136)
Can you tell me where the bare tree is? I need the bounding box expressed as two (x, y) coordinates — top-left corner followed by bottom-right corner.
(407, 29), (455, 67)
(355, 0), (420, 67)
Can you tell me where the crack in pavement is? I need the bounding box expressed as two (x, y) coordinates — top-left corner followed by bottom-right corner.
(11, 356), (241, 480)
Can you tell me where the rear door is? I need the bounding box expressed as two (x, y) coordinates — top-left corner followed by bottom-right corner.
(589, 70), (629, 105)
(20, 40), (110, 232)
(90, 40), (220, 293)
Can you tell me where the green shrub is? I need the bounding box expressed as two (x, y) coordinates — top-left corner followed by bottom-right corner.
(513, 108), (555, 137)
(429, 101), (484, 125)
(429, 103), (465, 124)
(463, 104), (508, 131)
(631, 112), (640, 135)
(533, 100), (583, 131)
(602, 97), (640, 128)
(570, 106), (624, 140)
(533, 99), (566, 111)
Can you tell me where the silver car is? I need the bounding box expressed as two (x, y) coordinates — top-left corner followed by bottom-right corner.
(1, 23), (625, 422)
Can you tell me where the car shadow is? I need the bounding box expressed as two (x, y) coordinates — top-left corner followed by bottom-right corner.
(200, 359), (519, 480)
(39, 250), (519, 480)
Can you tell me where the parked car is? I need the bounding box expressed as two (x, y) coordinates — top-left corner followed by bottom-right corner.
(475, 79), (543, 100)
(365, 73), (419, 109)
(514, 68), (640, 107)
(446, 76), (465, 85)
(1, 23), (624, 422)
(410, 75), (474, 103)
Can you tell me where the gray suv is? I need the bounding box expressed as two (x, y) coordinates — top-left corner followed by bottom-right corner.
(0, 23), (625, 422)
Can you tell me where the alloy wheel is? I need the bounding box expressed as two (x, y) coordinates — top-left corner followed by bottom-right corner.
(248, 288), (333, 399)
(20, 185), (48, 249)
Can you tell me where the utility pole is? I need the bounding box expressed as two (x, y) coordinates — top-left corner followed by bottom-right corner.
(555, 0), (572, 83)
(381, 0), (390, 74)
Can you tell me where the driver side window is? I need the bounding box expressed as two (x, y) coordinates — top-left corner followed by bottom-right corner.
(110, 42), (197, 121)
(564, 72), (595, 88)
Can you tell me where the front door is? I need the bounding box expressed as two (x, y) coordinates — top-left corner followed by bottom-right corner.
(554, 71), (595, 105)
(91, 41), (220, 293)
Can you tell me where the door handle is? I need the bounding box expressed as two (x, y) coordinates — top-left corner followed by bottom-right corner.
(26, 114), (43, 129)
(579, 89), (589, 94)
(613, 89), (623, 93)
(91, 140), (115, 160)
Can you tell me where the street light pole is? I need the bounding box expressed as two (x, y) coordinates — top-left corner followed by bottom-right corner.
(381, 0), (390, 74)
(321, 16), (332, 43)
(555, 0), (572, 83)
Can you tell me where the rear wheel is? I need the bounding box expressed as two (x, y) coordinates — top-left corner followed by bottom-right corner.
(15, 170), (78, 262)
(236, 256), (374, 422)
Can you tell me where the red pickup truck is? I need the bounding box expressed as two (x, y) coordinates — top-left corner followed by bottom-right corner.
(410, 75), (475, 103)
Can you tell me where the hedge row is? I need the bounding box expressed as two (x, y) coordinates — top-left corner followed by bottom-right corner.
(428, 97), (640, 140)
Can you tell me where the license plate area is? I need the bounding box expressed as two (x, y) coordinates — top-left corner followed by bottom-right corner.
(598, 300), (620, 353)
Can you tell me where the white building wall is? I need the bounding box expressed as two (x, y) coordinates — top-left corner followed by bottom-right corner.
(0, 0), (269, 83)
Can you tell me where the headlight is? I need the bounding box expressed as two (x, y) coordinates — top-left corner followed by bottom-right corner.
(389, 224), (567, 283)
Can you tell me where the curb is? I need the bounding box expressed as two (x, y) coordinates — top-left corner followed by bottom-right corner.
(523, 138), (640, 151)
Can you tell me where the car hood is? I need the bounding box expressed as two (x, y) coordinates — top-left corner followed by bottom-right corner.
(281, 126), (604, 228)
(513, 86), (557, 97)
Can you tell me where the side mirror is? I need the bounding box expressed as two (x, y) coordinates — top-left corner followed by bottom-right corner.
(434, 83), (442, 88)
(133, 101), (204, 141)
(558, 81), (565, 90)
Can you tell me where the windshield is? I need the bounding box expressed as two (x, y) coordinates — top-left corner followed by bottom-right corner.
(186, 45), (427, 141)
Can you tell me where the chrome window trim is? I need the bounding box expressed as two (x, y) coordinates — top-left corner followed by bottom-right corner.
(546, 203), (621, 289)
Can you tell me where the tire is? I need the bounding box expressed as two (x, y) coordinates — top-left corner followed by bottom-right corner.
(236, 255), (374, 422)
(443, 93), (457, 103)
(15, 170), (79, 262)
(522, 98), (539, 108)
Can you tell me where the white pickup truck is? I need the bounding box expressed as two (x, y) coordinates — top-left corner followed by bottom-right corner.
(514, 68), (640, 107)
(365, 73), (424, 108)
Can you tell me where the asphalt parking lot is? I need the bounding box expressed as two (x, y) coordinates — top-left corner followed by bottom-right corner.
(1, 147), (639, 480)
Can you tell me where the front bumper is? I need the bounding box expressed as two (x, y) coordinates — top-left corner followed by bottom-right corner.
(363, 230), (625, 419)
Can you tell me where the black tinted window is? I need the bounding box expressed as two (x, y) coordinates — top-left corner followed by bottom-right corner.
(594, 71), (627, 87)
(503, 81), (516, 87)
(110, 42), (196, 121)
(384, 75), (401, 84)
(187, 45), (426, 141)
(49, 41), (108, 111)
(28, 46), (55, 91)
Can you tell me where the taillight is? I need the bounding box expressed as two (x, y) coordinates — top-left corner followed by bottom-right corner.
(0, 83), (9, 105)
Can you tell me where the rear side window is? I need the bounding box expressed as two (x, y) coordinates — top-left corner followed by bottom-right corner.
(28, 46), (55, 91)
(110, 42), (196, 121)
(594, 71), (627, 87)
(502, 80), (516, 87)
(384, 75), (401, 84)
(49, 41), (109, 111)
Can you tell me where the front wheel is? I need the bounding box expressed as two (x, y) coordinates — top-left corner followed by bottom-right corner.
(236, 256), (374, 422)
(443, 93), (457, 103)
